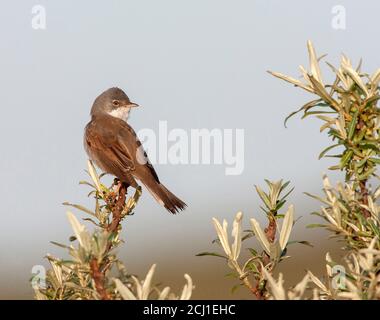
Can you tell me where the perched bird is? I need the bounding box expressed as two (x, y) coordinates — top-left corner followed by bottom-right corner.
(84, 87), (187, 214)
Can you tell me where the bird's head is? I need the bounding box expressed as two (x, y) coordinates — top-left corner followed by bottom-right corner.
(91, 87), (139, 121)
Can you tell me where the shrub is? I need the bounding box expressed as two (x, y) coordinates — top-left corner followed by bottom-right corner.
(202, 41), (380, 300)
(32, 161), (193, 300)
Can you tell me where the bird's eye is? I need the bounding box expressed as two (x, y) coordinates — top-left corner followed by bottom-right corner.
(112, 100), (120, 106)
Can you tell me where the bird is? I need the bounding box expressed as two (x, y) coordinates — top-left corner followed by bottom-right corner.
(84, 87), (187, 214)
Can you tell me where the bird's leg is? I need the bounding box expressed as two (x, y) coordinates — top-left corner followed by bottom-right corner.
(113, 180), (130, 204)
(105, 178), (121, 205)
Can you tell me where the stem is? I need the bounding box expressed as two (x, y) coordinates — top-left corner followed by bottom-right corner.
(253, 214), (277, 300)
(106, 182), (128, 235)
(232, 261), (264, 300)
(355, 120), (371, 219)
(359, 179), (371, 218)
(265, 215), (277, 243)
(90, 258), (110, 300)
(90, 182), (128, 299)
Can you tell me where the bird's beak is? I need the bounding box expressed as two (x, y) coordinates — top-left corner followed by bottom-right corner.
(127, 102), (139, 108)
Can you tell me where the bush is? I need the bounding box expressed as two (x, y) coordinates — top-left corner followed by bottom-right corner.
(201, 41), (380, 300)
(32, 161), (193, 300)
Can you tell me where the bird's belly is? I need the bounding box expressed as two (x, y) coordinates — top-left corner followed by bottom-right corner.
(84, 142), (110, 174)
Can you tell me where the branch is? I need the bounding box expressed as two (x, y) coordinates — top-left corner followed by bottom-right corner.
(90, 258), (110, 300)
(253, 214), (277, 300)
(359, 180), (371, 218)
(91, 181), (129, 299)
(106, 182), (128, 235)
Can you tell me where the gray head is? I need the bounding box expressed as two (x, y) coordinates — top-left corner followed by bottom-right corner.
(91, 87), (139, 121)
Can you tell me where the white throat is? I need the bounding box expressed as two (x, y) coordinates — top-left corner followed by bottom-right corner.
(108, 107), (131, 122)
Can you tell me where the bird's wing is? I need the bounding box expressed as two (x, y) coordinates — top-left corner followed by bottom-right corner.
(84, 117), (137, 186)
(119, 123), (161, 184)
(136, 146), (160, 183)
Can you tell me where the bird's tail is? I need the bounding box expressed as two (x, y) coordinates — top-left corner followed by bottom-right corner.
(144, 181), (187, 214)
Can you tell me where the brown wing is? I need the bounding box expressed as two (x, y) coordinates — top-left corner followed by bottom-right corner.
(135, 143), (160, 183)
(84, 116), (138, 187)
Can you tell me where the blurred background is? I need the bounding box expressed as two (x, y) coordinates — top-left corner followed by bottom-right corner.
(0, 0), (379, 299)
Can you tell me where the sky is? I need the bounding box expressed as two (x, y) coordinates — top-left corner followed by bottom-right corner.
(0, 0), (379, 299)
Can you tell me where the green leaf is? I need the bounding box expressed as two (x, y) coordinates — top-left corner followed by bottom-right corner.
(247, 248), (258, 256)
(79, 181), (96, 188)
(63, 202), (97, 218)
(347, 110), (358, 140)
(339, 150), (354, 169)
(318, 144), (342, 159)
(307, 223), (328, 229)
(353, 127), (367, 144)
(368, 220), (380, 238)
(324, 154), (342, 158)
(287, 240), (314, 247)
(355, 158), (368, 168)
(50, 241), (71, 249)
(254, 185), (271, 210)
(242, 233), (254, 241)
(259, 206), (269, 215)
(59, 260), (78, 266)
(231, 284), (243, 294)
(364, 95), (380, 108)
(279, 186), (294, 203)
(82, 218), (100, 226)
(196, 252), (228, 260)
(308, 75), (339, 109)
(275, 200), (286, 212)
(284, 99), (323, 128)
(368, 157), (380, 164)
(224, 272), (238, 279)
(304, 192), (330, 205)
(359, 141), (380, 152)
(310, 211), (324, 218)
(279, 180), (291, 192)
(357, 167), (376, 180)
(302, 110), (336, 119)
(211, 238), (221, 245)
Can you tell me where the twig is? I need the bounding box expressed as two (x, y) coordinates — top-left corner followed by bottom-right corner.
(232, 260), (263, 300)
(254, 214), (277, 300)
(91, 182), (128, 299)
(106, 182), (128, 234)
(265, 216), (277, 243)
(359, 180), (371, 218)
(90, 258), (110, 300)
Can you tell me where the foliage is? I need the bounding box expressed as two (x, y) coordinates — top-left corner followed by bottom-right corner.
(306, 175), (380, 250)
(269, 40), (380, 186)
(267, 41), (380, 300)
(206, 41), (380, 300)
(264, 238), (380, 300)
(32, 161), (193, 300)
(198, 180), (299, 299)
